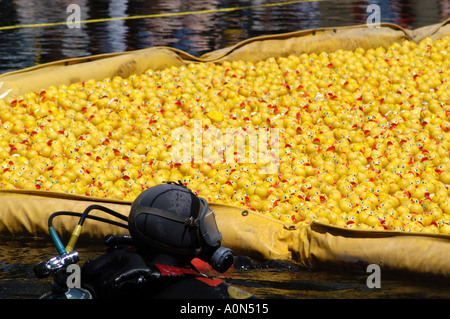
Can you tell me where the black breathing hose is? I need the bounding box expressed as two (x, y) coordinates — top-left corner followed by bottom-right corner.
(48, 205), (129, 254)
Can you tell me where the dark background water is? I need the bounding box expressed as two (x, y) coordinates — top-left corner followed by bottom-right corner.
(1, 235), (450, 300)
(0, 0), (450, 301)
(0, 0), (449, 74)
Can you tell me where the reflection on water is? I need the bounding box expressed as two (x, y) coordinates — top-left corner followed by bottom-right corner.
(226, 266), (450, 299)
(1, 236), (450, 299)
(0, 0), (449, 74)
(0, 236), (105, 299)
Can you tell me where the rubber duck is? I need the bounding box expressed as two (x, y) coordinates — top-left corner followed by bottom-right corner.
(4, 37), (450, 230)
(345, 212), (359, 226)
(439, 224), (450, 234)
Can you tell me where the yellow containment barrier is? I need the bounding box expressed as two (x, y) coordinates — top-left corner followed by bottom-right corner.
(2, 189), (450, 278)
(2, 19), (450, 99)
(0, 20), (450, 279)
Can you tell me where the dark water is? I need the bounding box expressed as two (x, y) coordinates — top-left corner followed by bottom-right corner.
(0, 0), (449, 74)
(1, 235), (450, 299)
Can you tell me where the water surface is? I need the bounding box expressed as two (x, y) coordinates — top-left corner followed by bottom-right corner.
(0, 0), (449, 74)
(1, 235), (449, 299)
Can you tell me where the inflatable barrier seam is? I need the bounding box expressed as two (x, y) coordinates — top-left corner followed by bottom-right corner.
(199, 22), (412, 61)
(0, 188), (133, 205)
(0, 18), (448, 98)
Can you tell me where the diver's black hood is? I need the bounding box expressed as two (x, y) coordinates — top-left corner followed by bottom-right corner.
(128, 183), (203, 257)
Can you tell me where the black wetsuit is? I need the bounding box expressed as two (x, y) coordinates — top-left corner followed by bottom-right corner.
(81, 248), (257, 299)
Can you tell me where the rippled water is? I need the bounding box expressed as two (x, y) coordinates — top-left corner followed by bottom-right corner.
(0, 0), (449, 74)
(1, 235), (450, 299)
(0, 236), (103, 299)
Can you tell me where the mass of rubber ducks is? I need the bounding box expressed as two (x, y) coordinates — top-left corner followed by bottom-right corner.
(0, 36), (449, 233)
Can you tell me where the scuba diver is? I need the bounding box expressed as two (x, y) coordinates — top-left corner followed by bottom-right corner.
(35, 181), (257, 299)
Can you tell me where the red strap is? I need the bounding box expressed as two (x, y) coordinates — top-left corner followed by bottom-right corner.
(190, 258), (215, 272)
(154, 264), (197, 277)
